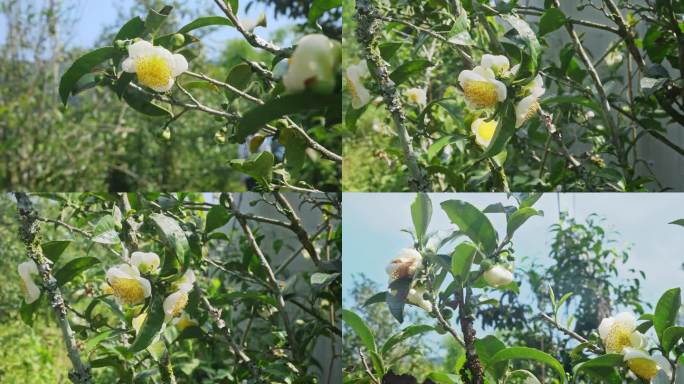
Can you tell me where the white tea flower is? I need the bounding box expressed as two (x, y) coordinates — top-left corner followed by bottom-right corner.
(405, 87), (427, 107)
(283, 34), (341, 94)
(122, 40), (188, 92)
(407, 287), (432, 312)
(130, 251), (160, 274)
(346, 60), (371, 109)
(598, 312), (647, 353)
(105, 264), (152, 305)
(515, 75), (545, 128)
(458, 66), (507, 108)
(623, 348), (671, 381)
(385, 249), (423, 282)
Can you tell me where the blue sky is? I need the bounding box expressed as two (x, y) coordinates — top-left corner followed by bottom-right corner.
(343, 193), (684, 317)
(0, 0), (301, 57)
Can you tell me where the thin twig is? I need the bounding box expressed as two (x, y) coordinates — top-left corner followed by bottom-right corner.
(539, 313), (603, 354)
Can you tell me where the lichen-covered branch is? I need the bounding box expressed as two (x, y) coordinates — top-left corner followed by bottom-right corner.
(14, 192), (93, 384)
(272, 191), (321, 266)
(355, 0), (428, 191)
(456, 288), (484, 384)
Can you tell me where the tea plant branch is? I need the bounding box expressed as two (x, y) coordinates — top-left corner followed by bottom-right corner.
(212, 0), (289, 56)
(539, 313), (603, 354)
(356, 0), (428, 191)
(14, 192), (93, 384)
(359, 350), (381, 384)
(224, 193), (297, 353)
(198, 289), (266, 383)
(539, 109), (581, 169)
(273, 191), (321, 266)
(127, 82), (237, 120)
(159, 344), (177, 384)
(184, 71), (263, 104)
(457, 287), (484, 384)
(375, 14), (475, 68)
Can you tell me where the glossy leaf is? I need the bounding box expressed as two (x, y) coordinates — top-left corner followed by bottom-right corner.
(59, 47), (118, 105)
(114, 17), (145, 41)
(342, 309), (376, 352)
(451, 242), (476, 285)
(229, 151), (274, 189)
(122, 86), (172, 117)
(178, 16), (232, 33)
(440, 200), (498, 255)
(662, 326), (684, 354)
(129, 295), (165, 353)
(410, 193), (432, 245)
(490, 347), (566, 383)
(539, 8), (566, 36)
(92, 215), (119, 244)
(41, 240), (71, 263)
(55, 257), (100, 285)
(235, 92), (340, 142)
(506, 207), (543, 237)
(149, 213), (190, 271)
(205, 205), (230, 234)
(381, 324), (434, 355)
(654, 287), (681, 341)
(388, 60), (432, 85)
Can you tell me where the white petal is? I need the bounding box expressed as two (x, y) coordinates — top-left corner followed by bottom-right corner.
(171, 53), (188, 76)
(128, 40), (154, 59)
(473, 66), (496, 80)
(598, 317), (614, 340)
(151, 78), (175, 93)
(458, 69), (486, 86)
(623, 347), (651, 361)
(131, 252), (160, 270)
(614, 312), (637, 331)
(163, 291), (184, 316)
(630, 331), (647, 349)
(484, 265), (513, 287)
(122, 57), (136, 73)
(106, 264), (140, 282)
(137, 276), (152, 298)
(480, 54), (510, 71)
(653, 355), (672, 377)
(515, 95), (536, 128)
(493, 79), (507, 101)
(351, 85), (371, 109)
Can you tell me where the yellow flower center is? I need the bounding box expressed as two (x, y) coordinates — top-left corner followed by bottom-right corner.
(522, 100), (540, 124)
(628, 358), (658, 380)
(346, 77), (358, 99)
(409, 93), (418, 103)
(604, 322), (633, 353)
(463, 80), (499, 108)
(110, 277), (146, 305)
(171, 292), (189, 317)
(135, 55), (172, 90)
(477, 120), (497, 143)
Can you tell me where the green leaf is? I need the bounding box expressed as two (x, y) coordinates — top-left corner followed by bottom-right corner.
(662, 326), (684, 354)
(342, 309), (377, 352)
(145, 5), (173, 35)
(489, 347), (566, 383)
(129, 295), (165, 353)
(280, 126), (308, 171)
(178, 16), (232, 33)
(379, 42), (403, 61)
(235, 92), (340, 142)
(425, 372), (460, 384)
(41, 240), (71, 263)
(224, 63), (253, 101)
(506, 370), (540, 384)
(654, 288), (681, 342)
(542, 95), (600, 112)
(670, 219), (684, 227)
(482, 102), (516, 157)
(450, 242), (477, 285)
(205, 205), (230, 234)
(539, 8), (566, 36)
(381, 324), (434, 355)
(149, 213), (190, 272)
(122, 86), (172, 117)
(55, 257), (100, 285)
(364, 291), (387, 307)
(92, 215), (119, 244)
(440, 200), (498, 255)
(310, 272), (340, 290)
(20, 296), (42, 327)
(475, 335), (508, 380)
(502, 15), (540, 81)
(59, 47), (118, 105)
(506, 207), (543, 237)
(388, 60), (432, 85)
(229, 151), (274, 190)
(114, 17), (145, 41)
(411, 193), (432, 245)
(573, 353), (624, 376)
(308, 0), (340, 24)
(85, 329), (121, 355)
(386, 278), (411, 323)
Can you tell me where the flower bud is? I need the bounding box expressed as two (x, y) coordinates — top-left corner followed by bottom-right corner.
(483, 265), (513, 287)
(172, 33), (185, 47)
(282, 34), (340, 94)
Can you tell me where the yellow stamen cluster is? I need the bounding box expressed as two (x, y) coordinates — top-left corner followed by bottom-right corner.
(170, 292), (189, 317)
(135, 56), (172, 90)
(110, 277), (147, 305)
(462, 81), (499, 108)
(604, 322), (634, 353)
